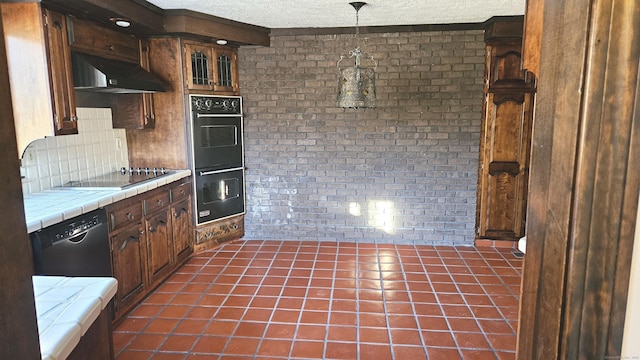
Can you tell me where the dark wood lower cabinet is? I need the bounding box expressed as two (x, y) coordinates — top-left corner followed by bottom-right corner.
(110, 224), (146, 310)
(107, 178), (194, 322)
(172, 197), (194, 264)
(145, 209), (172, 285)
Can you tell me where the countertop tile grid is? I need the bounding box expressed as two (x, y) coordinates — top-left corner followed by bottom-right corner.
(23, 170), (191, 233)
(114, 241), (523, 359)
(33, 275), (118, 360)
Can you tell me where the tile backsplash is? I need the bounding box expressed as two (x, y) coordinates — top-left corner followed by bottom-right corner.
(21, 108), (128, 195)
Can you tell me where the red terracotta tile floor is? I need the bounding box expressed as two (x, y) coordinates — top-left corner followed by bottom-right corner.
(114, 240), (523, 360)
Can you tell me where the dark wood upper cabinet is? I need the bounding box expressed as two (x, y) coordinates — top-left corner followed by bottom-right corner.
(184, 40), (239, 94)
(184, 42), (214, 91)
(42, 9), (78, 135)
(110, 39), (157, 130)
(213, 47), (238, 93)
(1, 2), (79, 157)
(67, 15), (139, 63)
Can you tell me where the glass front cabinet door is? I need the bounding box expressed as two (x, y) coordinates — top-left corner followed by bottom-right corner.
(184, 41), (238, 94)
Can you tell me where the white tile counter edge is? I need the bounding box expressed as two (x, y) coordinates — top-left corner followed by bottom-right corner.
(24, 170), (192, 233)
(33, 275), (118, 360)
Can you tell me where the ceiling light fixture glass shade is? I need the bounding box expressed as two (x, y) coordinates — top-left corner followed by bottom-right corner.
(337, 2), (377, 109)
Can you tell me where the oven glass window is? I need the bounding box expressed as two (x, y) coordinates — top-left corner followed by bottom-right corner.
(200, 125), (237, 148)
(202, 177), (240, 204)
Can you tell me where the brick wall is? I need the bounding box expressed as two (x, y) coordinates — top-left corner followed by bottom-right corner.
(238, 29), (485, 245)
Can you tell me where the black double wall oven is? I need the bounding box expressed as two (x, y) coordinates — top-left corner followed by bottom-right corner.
(190, 95), (245, 225)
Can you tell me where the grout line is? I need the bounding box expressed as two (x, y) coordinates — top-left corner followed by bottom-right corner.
(390, 243), (430, 360)
(416, 245), (466, 359)
(372, 242), (395, 359)
(323, 242), (340, 357)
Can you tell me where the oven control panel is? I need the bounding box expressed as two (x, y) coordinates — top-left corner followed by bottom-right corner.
(191, 95), (241, 114)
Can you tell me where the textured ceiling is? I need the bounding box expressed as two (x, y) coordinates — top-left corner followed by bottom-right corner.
(145, 0), (525, 29)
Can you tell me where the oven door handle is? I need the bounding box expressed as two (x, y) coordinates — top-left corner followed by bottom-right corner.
(196, 113), (242, 118)
(198, 167), (243, 176)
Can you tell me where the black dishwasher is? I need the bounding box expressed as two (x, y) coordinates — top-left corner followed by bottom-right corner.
(30, 208), (112, 277)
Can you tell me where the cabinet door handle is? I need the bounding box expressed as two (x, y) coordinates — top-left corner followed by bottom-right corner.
(157, 199), (164, 207)
(126, 212), (134, 221)
(174, 207), (188, 219)
(118, 235), (140, 251)
(149, 219), (167, 233)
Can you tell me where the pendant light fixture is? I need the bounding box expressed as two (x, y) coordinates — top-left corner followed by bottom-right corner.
(336, 2), (377, 109)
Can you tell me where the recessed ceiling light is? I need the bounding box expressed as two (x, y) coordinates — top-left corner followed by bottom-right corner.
(216, 39), (228, 45)
(110, 17), (131, 28)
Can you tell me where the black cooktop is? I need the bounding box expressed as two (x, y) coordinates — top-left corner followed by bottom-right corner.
(60, 168), (174, 190)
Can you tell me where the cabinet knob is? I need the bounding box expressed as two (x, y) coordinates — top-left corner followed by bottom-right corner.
(157, 199), (163, 206)
(232, 223), (238, 230)
(126, 212), (134, 221)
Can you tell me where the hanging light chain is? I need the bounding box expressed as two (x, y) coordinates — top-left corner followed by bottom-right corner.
(355, 6), (360, 49)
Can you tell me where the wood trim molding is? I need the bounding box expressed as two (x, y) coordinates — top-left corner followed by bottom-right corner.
(270, 22), (486, 37)
(516, 0), (640, 358)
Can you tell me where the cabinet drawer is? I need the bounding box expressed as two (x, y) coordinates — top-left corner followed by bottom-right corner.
(144, 190), (170, 215)
(108, 202), (142, 232)
(171, 181), (191, 203)
(67, 16), (139, 63)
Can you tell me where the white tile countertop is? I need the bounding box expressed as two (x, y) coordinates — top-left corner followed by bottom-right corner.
(33, 276), (118, 360)
(23, 169), (191, 233)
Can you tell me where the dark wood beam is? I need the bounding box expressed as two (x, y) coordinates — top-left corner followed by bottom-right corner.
(163, 9), (270, 47)
(42, 0), (165, 36)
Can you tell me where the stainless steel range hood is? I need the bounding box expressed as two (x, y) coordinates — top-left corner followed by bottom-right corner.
(71, 51), (166, 93)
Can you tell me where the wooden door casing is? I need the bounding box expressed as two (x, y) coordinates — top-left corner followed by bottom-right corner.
(517, 0), (640, 358)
